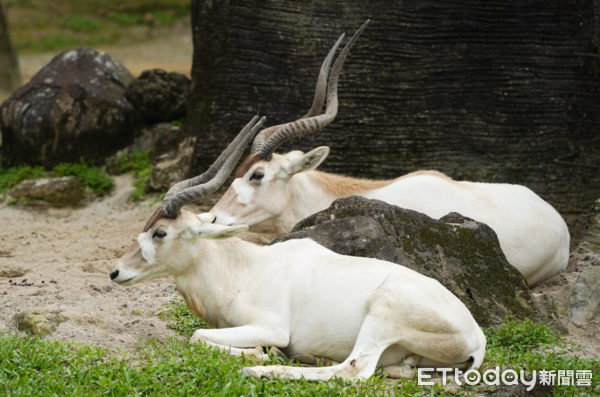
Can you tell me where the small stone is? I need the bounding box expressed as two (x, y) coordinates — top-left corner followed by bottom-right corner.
(11, 310), (68, 337)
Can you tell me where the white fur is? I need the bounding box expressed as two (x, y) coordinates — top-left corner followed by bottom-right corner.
(211, 150), (570, 286)
(138, 232), (156, 264)
(111, 210), (486, 381)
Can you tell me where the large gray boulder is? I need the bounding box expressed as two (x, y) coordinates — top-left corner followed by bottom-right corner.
(0, 48), (144, 168)
(276, 196), (550, 328)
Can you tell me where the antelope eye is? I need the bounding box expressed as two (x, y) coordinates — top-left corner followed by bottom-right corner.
(153, 230), (167, 239)
(249, 171), (264, 181)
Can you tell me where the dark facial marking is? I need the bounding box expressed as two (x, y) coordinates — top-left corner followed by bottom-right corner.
(235, 153), (264, 178)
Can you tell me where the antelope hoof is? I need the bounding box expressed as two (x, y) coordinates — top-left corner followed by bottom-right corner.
(289, 353), (335, 366)
(290, 354), (319, 366)
(269, 346), (289, 363)
(240, 366), (272, 379)
(243, 346), (266, 363)
(402, 354), (421, 367)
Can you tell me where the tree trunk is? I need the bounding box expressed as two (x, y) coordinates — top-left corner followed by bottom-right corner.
(0, 1), (21, 94)
(187, 0), (600, 239)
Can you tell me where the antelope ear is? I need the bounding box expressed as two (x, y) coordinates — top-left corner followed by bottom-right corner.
(197, 213), (216, 223)
(287, 146), (330, 175)
(193, 224), (249, 240)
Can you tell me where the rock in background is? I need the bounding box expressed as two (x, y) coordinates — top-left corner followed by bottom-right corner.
(0, 48), (144, 168)
(10, 176), (85, 206)
(557, 198), (600, 332)
(125, 69), (189, 123)
(276, 196), (554, 328)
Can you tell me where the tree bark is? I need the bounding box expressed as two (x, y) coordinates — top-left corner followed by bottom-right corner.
(0, 1), (21, 94)
(188, 0), (600, 238)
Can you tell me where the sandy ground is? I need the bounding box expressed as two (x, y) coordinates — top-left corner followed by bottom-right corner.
(0, 175), (184, 351)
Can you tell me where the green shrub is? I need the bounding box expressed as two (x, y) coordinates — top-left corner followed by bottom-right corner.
(0, 165), (44, 194)
(115, 149), (153, 201)
(52, 161), (114, 194)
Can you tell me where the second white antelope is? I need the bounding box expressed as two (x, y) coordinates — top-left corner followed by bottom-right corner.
(110, 113), (487, 381)
(210, 21), (570, 287)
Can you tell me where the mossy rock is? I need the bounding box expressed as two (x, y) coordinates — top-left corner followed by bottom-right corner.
(0, 322), (10, 335)
(10, 176), (85, 206)
(276, 196), (549, 328)
(11, 310), (68, 337)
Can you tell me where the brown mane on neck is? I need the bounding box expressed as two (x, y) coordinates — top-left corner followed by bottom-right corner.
(235, 153), (264, 178)
(308, 170), (452, 197)
(308, 171), (397, 197)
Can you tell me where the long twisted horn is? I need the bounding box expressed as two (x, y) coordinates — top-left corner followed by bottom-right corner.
(251, 33), (345, 154)
(143, 116), (266, 230)
(257, 20), (369, 161)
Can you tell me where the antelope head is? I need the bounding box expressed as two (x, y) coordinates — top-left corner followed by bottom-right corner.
(210, 20), (369, 228)
(110, 116), (266, 286)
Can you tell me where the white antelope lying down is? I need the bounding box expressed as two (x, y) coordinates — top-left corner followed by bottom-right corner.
(210, 21), (570, 287)
(110, 117), (487, 380)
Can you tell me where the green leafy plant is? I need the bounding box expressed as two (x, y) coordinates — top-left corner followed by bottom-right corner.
(115, 149), (153, 201)
(485, 317), (558, 351)
(171, 118), (185, 127)
(0, 161), (113, 198)
(0, 165), (44, 194)
(483, 319), (600, 396)
(52, 161), (114, 194)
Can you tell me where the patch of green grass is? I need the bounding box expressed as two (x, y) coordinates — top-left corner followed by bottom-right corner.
(485, 317), (558, 351)
(0, 334), (449, 396)
(7, 0), (191, 53)
(483, 319), (600, 396)
(0, 165), (44, 194)
(171, 117), (185, 127)
(114, 149), (153, 201)
(108, 12), (144, 26)
(52, 161), (114, 194)
(159, 297), (208, 338)
(0, 161), (113, 197)
(23, 34), (78, 51)
(60, 16), (102, 32)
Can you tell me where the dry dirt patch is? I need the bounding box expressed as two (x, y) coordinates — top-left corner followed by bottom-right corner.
(0, 175), (186, 351)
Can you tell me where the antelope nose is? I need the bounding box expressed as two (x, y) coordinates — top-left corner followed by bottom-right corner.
(109, 270), (119, 280)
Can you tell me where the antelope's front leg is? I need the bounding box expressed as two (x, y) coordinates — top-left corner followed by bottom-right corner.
(190, 325), (289, 363)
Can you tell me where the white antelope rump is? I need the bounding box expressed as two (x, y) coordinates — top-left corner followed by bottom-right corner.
(110, 22), (486, 381)
(210, 23), (570, 287)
